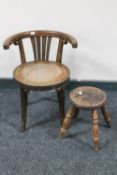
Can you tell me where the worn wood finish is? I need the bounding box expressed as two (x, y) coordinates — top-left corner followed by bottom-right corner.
(30, 36), (38, 61)
(59, 86), (111, 151)
(3, 30), (77, 50)
(56, 87), (65, 124)
(13, 61), (70, 90)
(4, 30), (77, 63)
(3, 30), (77, 131)
(20, 88), (28, 132)
(36, 37), (41, 60)
(18, 40), (26, 64)
(29, 36), (52, 61)
(46, 36), (52, 61)
(42, 36), (47, 60)
(59, 105), (76, 138)
(70, 86), (107, 109)
(92, 109), (99, 151)
(56, 39), (64, 63)
(101, 105), (111, 127)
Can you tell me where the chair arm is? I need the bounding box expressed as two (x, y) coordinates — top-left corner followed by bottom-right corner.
(64, 33), (78, 48)
(3, 35), (15, 49)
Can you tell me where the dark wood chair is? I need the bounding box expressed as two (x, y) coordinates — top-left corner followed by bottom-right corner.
(3, 30), (77, 132)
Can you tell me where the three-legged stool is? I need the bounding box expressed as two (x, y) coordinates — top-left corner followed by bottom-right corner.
(59, 86), (111, 151)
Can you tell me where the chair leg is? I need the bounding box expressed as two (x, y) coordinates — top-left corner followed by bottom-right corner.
(92, 109), (99, 151)
(101, 105), (111, 128)
(56, 87), (65, 124)
(59, 105), (76, 138)
(20, 88), (28, 132)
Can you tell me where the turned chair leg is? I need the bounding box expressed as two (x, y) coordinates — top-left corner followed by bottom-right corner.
(59, 105), (76, 138)
(56, 87), (65, 124)
(20, 88), (28, 132)
(101, 105), (111, 128)
(92, 109), (99, 151)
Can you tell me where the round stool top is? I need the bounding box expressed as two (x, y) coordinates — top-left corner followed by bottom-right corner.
(70, 86), (107, 109)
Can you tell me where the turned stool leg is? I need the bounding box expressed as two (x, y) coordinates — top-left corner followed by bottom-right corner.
(92, 109), (99, 151)
(59, 106), (76, 138)
(101, 105), (111, 128)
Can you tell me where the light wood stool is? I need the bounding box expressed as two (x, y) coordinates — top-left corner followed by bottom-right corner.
(59, 86), (111, 151)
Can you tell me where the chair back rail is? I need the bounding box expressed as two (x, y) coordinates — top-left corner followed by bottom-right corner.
(3, 30), (78, 63)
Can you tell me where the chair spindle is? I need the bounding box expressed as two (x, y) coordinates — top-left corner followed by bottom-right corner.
(18, 40), (26, 64)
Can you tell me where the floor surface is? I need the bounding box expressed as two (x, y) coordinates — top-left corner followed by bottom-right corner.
(0, 88), (117, 175)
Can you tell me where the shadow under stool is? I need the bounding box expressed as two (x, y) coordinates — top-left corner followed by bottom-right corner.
(59, 86), (111, 151)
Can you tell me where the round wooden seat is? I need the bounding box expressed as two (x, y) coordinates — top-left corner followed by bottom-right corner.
(13, 61), (70, 90)
(70, 86), (107, 109)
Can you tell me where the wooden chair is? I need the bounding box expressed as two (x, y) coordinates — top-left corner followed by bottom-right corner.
(3, 30), (77, 132)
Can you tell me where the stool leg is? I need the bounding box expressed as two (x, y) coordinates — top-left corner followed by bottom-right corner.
(101, 105), (111, 128)
(59, 106), (76, 138)
(92, 109), (99, 151)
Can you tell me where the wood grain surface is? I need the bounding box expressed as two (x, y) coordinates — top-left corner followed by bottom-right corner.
(70, 86), (107, 109)
(13, 61), (70, 90)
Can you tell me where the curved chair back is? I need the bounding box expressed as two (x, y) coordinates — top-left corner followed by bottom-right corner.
(4, 30), (77, 64)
